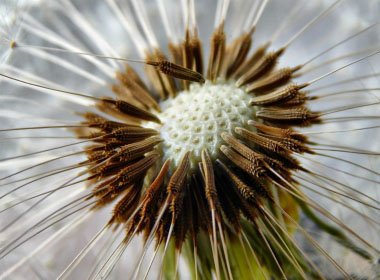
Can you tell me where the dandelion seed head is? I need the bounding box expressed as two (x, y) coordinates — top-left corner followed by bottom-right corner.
(1, 0), (380, 279)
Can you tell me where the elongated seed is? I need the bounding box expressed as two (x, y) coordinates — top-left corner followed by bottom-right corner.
(182, 29), (195, 90)
(246, 67), (301, 92)
(248, 120), (293, 138)
(221, 132), (264, 163)
(123, 64), (149, 92)
(168, 42), (184, 66)
(115, 71), (160, 111)
(167, 151), (191, 195)
(114, 137), (163, 161)
(155, 49), (179, 97)
(201, 149), (219, 211)
(233, 43), (269, 79)
(207, 24), (226, 82)
(217, 160), (257, 203)
(143, 159), (170, 203)
(167, 152), (191, 219)
(102, 127), (159, 141)
(225, 30), (254, 79)
(256, 107), (319, 124)
(101, 98), (161, 123)
(236, 47), (285, 87)
(220, 145), (265, 177)
(115, 153), (160, 187)
(147, 60), (205, 83)
(249, 84), (306, 106)
(191, 31), (204, 75)
(111, 180), (143, 223)
(111, 84), (146, 110)
(235, 127), (286, 154)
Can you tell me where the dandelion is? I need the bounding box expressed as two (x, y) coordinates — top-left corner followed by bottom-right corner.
(0, 0), (380, 279)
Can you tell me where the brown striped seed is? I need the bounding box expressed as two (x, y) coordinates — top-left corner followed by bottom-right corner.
(147, 60), (205, 83)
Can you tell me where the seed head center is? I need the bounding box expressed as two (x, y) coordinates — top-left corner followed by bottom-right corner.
(157, 80), (255, 168)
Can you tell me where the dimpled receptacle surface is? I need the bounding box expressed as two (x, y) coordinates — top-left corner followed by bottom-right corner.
(156, 80), (256, 169)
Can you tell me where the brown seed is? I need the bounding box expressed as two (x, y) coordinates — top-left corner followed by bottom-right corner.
(144, 59), (168, 99)
(217, 160), (257, 203)
(101, 98), (161, 123)
(207, 23), (226, 82)
(249, 120), (293, 138)
(111, 84), (147, 110)
(148, 60), (205, 84)
(221, 132), (264, 163)
(213, 162), (242, 231)
(139, 159), (171, 220)
(146, 50), (178, 99)
(102, 127), (158, 142)
(96, 101), (142, 124)
(181, 29), (195, 90)
(110, 178), (143, 224)
(225, 29), (254, 79)
(113, 153), (160, 187)
(220, 145), (265, 177)
(191, 174), (212, 233)
(236, 47), (285, 87)
(114, 137), (162, 162)
(281, 93), (311, 106)
(167, 152), (191, 221)
(191, 30), (204, 75)
(173, 195), (189, 249)
(235, 127), (287, 154)
(87, 161), (129, 180)
(234, 127), (303, 171)
(115, 71), (160, 111)
(215, 160), (258, 223)
(249, 84), (306, 106)
(168, 41), (184, 67)
(233, 43), (269, 79)
(167, 151), (191, 196)
(246, 67), (301, 93)
(201, 149), (219, 211)
(123, 64), (150, 92)
(83, 113), (138, 132)
(256, 107), (319, 125)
